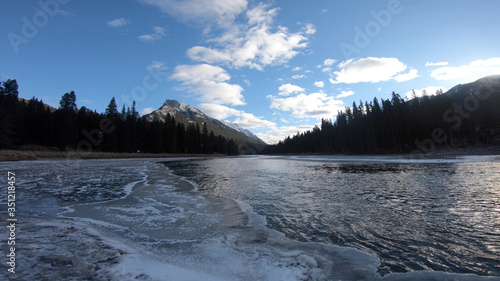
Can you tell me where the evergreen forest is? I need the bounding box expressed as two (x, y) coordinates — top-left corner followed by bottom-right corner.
(0, 78), (239, 155)
(262, 89), (500, 155)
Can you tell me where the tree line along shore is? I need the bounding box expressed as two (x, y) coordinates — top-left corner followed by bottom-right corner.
(0, 78), (240, 157)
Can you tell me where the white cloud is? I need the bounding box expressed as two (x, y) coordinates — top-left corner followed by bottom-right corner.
(138, 0), (248, 26)
(147, 61), (168, 70)
(187, 46), (232, 63)
(430, 57), (500, 81)
(278, 84), (305, 96)
(394, 69), (419, 82)
(170, 64), (245, 106)
(425, 61), (448, 67)
(186, 3), (310, 70)
(233, 111), (276, 129)
(329, 57), (417, 84)
(292, 66), (302, 71)
(323, 58), (336, 66)
(269, 92), (343, 119)
(108, 18), (129, 27)
(197, 103), (240, 119)
(292, 74), (305, 80)
(246, 3), (277, 25)
(404, 86), (445, 99)
(198, 103), (276, 129)
(303, 23), (316, 35)
(314, 81), (324, 88)
(256, 125), (314, 144)
(139, 26), (166, 42)
(141, 107), (155, 116)
(336, 90), (354, 98)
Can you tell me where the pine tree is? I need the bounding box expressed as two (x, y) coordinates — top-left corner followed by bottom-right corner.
(0, 79), (20, 148)
(55, 91), (78, 149)
(102, 97), (119, 151)
(59, 91), (77, 111)
(131, 101), (139, 120)
(1, 79), (19, 98)
(105, 97), (119, 118)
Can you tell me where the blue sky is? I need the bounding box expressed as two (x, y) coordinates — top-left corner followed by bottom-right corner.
(2, 0), (500, 144)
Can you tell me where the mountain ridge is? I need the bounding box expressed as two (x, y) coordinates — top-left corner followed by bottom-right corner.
(144, 99), (266, 152)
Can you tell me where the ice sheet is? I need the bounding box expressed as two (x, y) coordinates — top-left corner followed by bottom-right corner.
(2, 158), (499, 280)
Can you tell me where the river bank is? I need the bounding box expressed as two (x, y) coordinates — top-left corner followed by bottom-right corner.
(0, 149), (226, 162)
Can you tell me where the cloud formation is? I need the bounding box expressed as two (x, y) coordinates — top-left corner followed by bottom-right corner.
(425, 61), (448, 67)
(197, 103), (276, 129)
(256, 124), (315, 144)
(170, 64), (245, 106)
(147, 61), (168, 71)
(329, 57), (418, 84)
(186, 3), (310, 70)
(269, 91), (343, 119)
(139, 26), (166, 42)
(314, 81), (324, 88)
(336, 90), (354, 98)
(303, 23), (317, 35)
(430, 57), (500, 81)
(141, 107), (155, 116)
(394, 69), (419, 82)
(278, 84), (305, 96)
(108, 18), (129, 27)
(139, 0), (247, 26)
(323, 58), (336, 66)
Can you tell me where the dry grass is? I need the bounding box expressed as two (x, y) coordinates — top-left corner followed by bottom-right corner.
(0, 149), (225, 162)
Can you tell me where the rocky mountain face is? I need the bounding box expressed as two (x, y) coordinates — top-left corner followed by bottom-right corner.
(144, 100), (266, 153)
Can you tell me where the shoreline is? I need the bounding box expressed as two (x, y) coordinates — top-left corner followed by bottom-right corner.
(261, 146), (500, 158)
(2, 145), (500, 162)
(0, 149), (227, 162)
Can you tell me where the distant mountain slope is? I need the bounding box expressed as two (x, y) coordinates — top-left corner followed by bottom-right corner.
(443, 74), (500, 123)
(144, 100), (266, 152)
(445, 75), (500, 99)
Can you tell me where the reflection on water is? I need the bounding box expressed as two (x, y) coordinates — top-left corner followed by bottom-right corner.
(164, 156), (500, 276)
(314, 163), (414, 174)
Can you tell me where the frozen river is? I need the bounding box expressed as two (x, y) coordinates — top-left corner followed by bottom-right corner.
(1, 155), (499, 280)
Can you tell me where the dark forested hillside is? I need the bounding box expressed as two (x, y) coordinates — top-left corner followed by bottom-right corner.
(262, 75), (500, 155)
(0, 78), (239, 155)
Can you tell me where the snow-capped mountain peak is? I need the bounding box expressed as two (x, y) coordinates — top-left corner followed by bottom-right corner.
(144, 99), (267, 148)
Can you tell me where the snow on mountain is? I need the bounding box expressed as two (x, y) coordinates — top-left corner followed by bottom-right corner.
(224, 121), (264, 144)
(144, 100), (267, 148)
